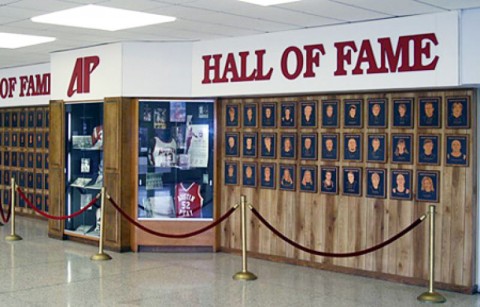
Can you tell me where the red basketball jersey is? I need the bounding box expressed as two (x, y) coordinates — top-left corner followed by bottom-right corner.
(175, 183), (203, 218)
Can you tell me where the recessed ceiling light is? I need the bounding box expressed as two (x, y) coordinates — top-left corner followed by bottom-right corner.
(0, 33), (56, 49)
(238, 0), (300, 6)
(31, 4), (176, 31)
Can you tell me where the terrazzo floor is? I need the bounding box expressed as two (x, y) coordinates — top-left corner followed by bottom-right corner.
(0, 216), (479, 307)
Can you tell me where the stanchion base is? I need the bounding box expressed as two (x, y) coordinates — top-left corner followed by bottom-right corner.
(233, 271), (257, 281)
(417, 291), (446, 303)
(90, 253), (112, 261)
(5, 234), (23, 241)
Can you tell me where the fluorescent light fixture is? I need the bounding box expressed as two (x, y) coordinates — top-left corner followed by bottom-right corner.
(31, 5), (176, 31)
(238, 0), (300, 6)
(0, 33), (56, 49)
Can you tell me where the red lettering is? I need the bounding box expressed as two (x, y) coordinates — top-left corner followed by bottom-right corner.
(221, 53), (240, 82)
(254, 49), (273, 81)
(238, 51), (256, 81)
(303, 44), (325, 78)
(412, 33), (438, 70)
(67, 56), (100, 97)
(202, 54), (225, 83)
(334, 41), (357, 76)
(281, 46), (303, 80)
(19, 76), (28, 97)
(352, 39), (381, 75)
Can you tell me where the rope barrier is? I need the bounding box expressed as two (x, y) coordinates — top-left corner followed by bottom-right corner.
(107, 194), (238, 239)
(0, 191), (12, 223)
(17, 187), (100, 220)
(250, 206), (426, 258)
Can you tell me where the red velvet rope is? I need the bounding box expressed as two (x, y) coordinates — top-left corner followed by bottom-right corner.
(17, 187), (99, 220)
(0, 190), (12, 223)
(107, 195), (238, 239)
(251, 206), (425, 258)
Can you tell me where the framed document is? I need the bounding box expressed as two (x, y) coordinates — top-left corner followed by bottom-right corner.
(260, 163), (276, 189)
(226, 104), (240, 127)
(242, 132), (257, 157)
(391, 169), (412, 200)
(344, 99), (362, 128)
(446, 96), (470, 128)
(391, 134), (413, 164)
(393, 98), (414, 128)
(367, 98), (387, 128)
(321, 133), (338, 161)
(342, 167), (362, 197)
(367, 134), (387, 163)
(299, 165), (317, 193)
(242, 162), (257, 187)
(243, 103), (257, 127)
(416, 170), (440, 203)
(224, 161), (238, 185)
(280, 102), (296, 128)
(343, 133), (362, 162)
(446, 135), (469, 166)
(419, 97), (441, 128)
(321, 99), (339, 128)
(279, 164), (296, 191)
(300, 100), (317, 128)
(260, 133), (276, 159)
(81, 158), (91, 173)
(261, 103), (276, 128)
(320, 166), (338, 194)
(225, 132), (240, 157)
(418, 135), (440, 165)
(280, 133), (296, 159)
(366, 168), (386, 199)
(300, 133), (317, 160)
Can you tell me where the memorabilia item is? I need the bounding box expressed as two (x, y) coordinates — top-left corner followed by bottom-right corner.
(321, 133), (339, 161)
(169, 101), (186, 122)
(367, 98), (387, 128)
(70, 177), (92, 188)
(87, 159), (103, 189)
(279, 164), (296, 191)
(418, 97), (441, 128)
(261, 103), (276, 128)
(321, 99), (339, 128)
(198, 104), (209, 119)
(280, 133), (296, 159)
(242, 132), (257, 157)
(280, 102), (296, 128)
(446, 135), (469, 166)
(343, 133), (362, 162)
(260, 133), (276, 158)
(300, 165), (317, 193)
(300, 101), (317, 128)
(147, 193), (174, 218)
(242, 162), (257, 187)
(225, 132), (240, 157)
(153, 107), (167, 129)
(344, 99), (362, 127)
(175, 182), (204, 218)
(36, 110), (44, 127)
(366, 168), (386, 199)
(342, 167), (362, 196)
(243, 103), (257, 127)
(390, 169), (412, 200)
(260, 163), (276, 189)
(142, 104), (152, 122)
(416, 170), (440, 202)
(81, 158), (91, 173)
(320, 166), (338, 194)
(447, 96), (470, 128)
(393, 98), (414, 128)
(187, 124), (209, 167)
(418, 135), (440, 165)
(148, 136), (177, 167)
(225, 161), (238, 185)
(300, 133), (317, 160)
(226, 104), (240, 127)
(72, 135), (92, 149)
(391, 134), (413, 164)
(367, 134), (386, 163)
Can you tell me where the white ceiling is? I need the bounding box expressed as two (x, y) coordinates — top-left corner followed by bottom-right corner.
(0, 0), (479, 69)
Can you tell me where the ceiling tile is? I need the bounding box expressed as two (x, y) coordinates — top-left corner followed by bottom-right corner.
(332, 0), (445, 15)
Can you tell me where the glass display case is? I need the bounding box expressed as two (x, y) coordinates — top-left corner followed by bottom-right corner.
(138, 99), (215, 220)
(64, 102), (104, 238)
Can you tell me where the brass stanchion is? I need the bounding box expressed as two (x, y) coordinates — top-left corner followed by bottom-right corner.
(417, 205), (446, 303)
(91, 187), (112, 261)
(233, 195), (257, 281)
(5, 178), (22, 241)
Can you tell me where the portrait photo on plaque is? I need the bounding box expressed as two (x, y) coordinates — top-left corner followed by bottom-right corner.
(36, 132), (43, 148)
(367, 134), (387, 163)
(447, 97), (470, 128)
(261, 103), (276, 128)
(3, 152), (9, 166)
(391, 134), (413, 164)
(19, 152), (25, 168)
(320, 166), (338, 194)
(342, 167), (362, 197)
(300, 165), (317, 193)
(36, 153), (42, 169)
(393, 98), (414, 128)
(4, 132), (9, 147)
(27, 152), (34, 168)
(390, 169), (412, 200)
(4, 112), (9, 127)
(36, 110), (44, 127)
(242, 132), (257, 157)
(19, 111), (26, 127)
(367, 98), (387, 128)
(28, 132), (34, 148)
(366, 168), (386, 199)
(11, 152), (17, 167)
(169, 101), (186, 122)
(27, 111), (34, 127)
(225, 132), (239, 157)
(343, 133), (362, 162)
(19, 133), (25, 147)
(279, 164), (296, 191)
(242, 162), (257, 187)
(260, 133), (276, 159)
(243, 103), (257, 127)
(344, 99), (362, 128)
(418, 135), (440, 165)
(11, 112), (18, 127)
(321, 99), (339, 128)
(11, 133), (17, 147)
(300, 100), (317, 128)
(260, 163), (276, 189)
(416, 170), (440, 202)
(280, 102), (296, 128)
(300, 133), (317, 160)
(224, 161), (238, 185)
(321, 133), (338, 161)
(280, 133), (296, 159)
(446, 135), (469, 166)
(226, 104), (240, 127)
(45, 153), (49, 169)
(418, 97), (441, 128)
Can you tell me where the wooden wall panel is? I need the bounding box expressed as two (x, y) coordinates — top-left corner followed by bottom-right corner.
(219, 89), (476, 292)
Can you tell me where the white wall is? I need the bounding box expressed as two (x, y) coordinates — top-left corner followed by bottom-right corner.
(460, 8), (480, 85)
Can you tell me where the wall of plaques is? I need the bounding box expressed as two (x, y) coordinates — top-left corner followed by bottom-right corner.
(0, 107), (49, 218)
(220, 89), (475, 293)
